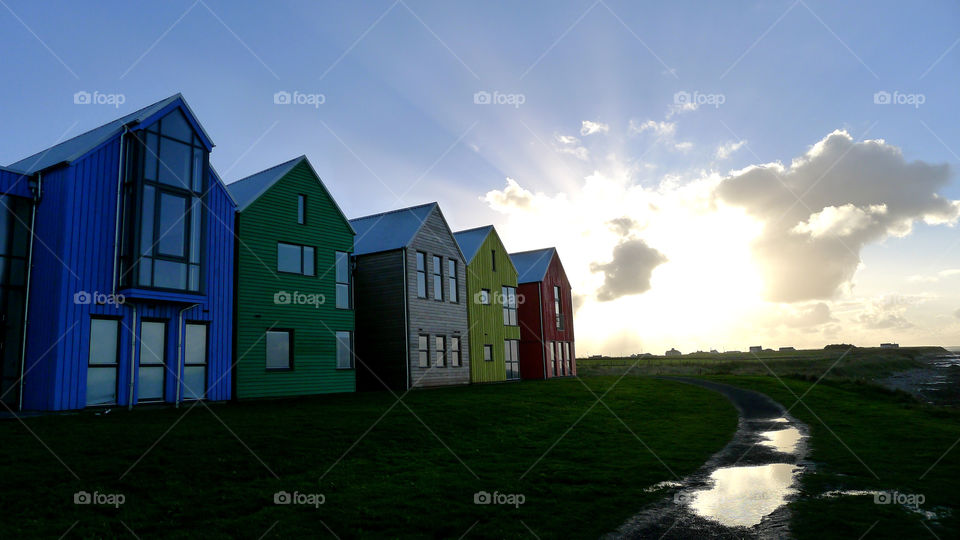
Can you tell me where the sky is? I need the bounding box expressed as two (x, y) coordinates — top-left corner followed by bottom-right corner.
(1, 0), (959, 355)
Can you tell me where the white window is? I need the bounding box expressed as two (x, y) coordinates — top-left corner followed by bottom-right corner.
(336, 331), (353, 369)
(484, 344), (493, 362)
(86, 318), (119, 406)
(450, 337), (461, 367)
(502, 286), (518, 326)
(182, 323), (207, 400)
(435, 336), (446, 367)
(266, 330), (292, 370)
(480, 289), (490, 305)
(418, 335), (429, 367)
(505, 340), (520, 380)
(547, 341), (554, 376)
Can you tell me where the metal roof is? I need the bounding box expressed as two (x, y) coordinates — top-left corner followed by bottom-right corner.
(452, 225), (493, 263)
(7, 94), (212, 174)
(349, 202), (438, 255)
(510, 247), (556, 283)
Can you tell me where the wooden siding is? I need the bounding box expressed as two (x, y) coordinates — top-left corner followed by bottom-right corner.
(463, 229), (520, 383)
(234, 161), (355, 398)
(516, 252), (577, 380)
(21, 109), (235, 411)
(354, 250), (407, 391)
(517, 283), (545, 380)
(405, 207), (470, 388)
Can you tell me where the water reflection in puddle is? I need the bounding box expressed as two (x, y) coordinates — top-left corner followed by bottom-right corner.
(686, 463), (800, 527)
(760, 426), (802, 454)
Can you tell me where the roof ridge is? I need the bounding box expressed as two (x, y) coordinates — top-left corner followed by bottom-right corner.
(509, 246), (556, 256)
(349, 201), (437, 222)
(228, 155), (304, 186)
(453, 224), (494, 235)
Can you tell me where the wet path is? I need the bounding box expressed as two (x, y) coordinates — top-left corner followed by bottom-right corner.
(606, 378), (809, 539)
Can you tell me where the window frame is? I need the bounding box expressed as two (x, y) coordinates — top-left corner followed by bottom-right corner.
(297, 194), (306, 225)
(335, 251), (351, 309)
(265, 329), (294, 371)
(435, 335), (446, 367)
(450, 336), (461, 367)
(416, 252), (427, 298)
(418, 334), (430, 368)
(137, 319), (168, 403)
(480, 288), (490, 305)
(432, 255), (443, 301)
(336, 331), (354, 370)
(276, 242), (316, 276)
(502, 286), (518, 326)
(483, 344), (493, 362)
(86, 317), (121, 406)
(447, 259), (458, 303)
(491, 249), (496, 272)
(554, 285), (563, 330)
(182, 322), (208, 400)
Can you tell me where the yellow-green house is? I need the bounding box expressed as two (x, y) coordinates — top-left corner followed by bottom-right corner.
(453, 226), (521, 382)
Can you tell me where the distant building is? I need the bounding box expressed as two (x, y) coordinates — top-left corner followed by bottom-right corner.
(880, 343), (900, 349)
(779, 347), (796, 352)
(709, 349), (719, 354)
(749, 346), (763, 354)
(665, 348), (682, 357)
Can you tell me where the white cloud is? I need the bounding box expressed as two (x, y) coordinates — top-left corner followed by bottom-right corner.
(482, 177), (534, 210)
(554, 133), (590, 160)
(590, 238), (668, 301)
(714, 129), (957, 302)
(907, 268), (960, 283)
(629, 119), (692, 151)
(580, 120), (609, 136)
(715, 140), (746, 160)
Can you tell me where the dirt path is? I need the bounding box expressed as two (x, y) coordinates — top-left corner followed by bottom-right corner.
(606, 377), (810, 539)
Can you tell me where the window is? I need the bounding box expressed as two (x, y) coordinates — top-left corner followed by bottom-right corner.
(86, 318), (119, 406)
(447, 259), (458, 303)
(483, 344), (493, 362)
(277, 242), (315, 276)
(479, 289), (490, 305)
(502, 286), (518, 326)
(554, 286), (563, 330)
(505, 340), (520, 380)
(138, 321), (166, 402)
(563, 342), (572, 375)
(297, 194), (306, 224)
(450, 337), (461, 367)
(335, 251), (350, 309)
(416, 252), (427, 298)
(435, 336), (446, 367)
(122, 109), (206, 292)
(266, 330), (292, 370)
(182, 323), (207, 400)
(418, 335), (429, 367)
(432, 256), (443, 301)
(336, 331), (353, 369)
(556, 342), (564, 376)
(491, 250), (496, 272)
(547, 341), (554, 376)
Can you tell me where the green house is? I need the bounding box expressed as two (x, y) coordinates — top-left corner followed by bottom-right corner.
(227, 156), (356, 398)
(453, 226), (521, 383)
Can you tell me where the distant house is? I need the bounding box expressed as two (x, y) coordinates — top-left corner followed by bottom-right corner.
(665, 348), (681, 357)
(350, 203), (470, 391)
(749, 346), (763, 354)
(5, 94), (236, 411)
(227, 156), (356, 399)
(510, 247), (576, 379)
(880, 343), (900, 349)
(453, 225), (521, 383)
(779, 347), (796, 352)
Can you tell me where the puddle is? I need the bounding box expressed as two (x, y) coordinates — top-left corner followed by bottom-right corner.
(644, 480), (683, 493)
(683, 463), (800, 527)
(819, 490), (941, 519)
(759, 426), (802, 454)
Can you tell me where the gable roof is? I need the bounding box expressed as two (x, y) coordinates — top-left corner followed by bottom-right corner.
(452, 225), (493, 263)
(510, 247), (557, 283)
(349, 202), (438, 255)
(226, 155), (353, 233)
(8, 93), (212, 174)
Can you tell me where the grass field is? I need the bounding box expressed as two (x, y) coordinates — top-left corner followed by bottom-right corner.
(577, 346), (937, 380)
(0, 377), (737, 539)
(698, 375), (960, 539)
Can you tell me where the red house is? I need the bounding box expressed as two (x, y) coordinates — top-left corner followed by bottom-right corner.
(509, 248), (576, 379)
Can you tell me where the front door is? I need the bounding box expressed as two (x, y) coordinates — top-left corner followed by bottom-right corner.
(138, 321), (167, 402)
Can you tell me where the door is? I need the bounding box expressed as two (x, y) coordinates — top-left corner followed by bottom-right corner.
(0, 196), (30, 409)
(138, 321), (167, 402)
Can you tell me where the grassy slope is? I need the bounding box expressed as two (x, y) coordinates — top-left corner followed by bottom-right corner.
(707, 376), (960, 539)
(0, 376), (736, 539)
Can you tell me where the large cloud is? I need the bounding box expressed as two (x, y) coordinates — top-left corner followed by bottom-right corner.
(714, 130), (957, 302)
(590, 238), (668, 301)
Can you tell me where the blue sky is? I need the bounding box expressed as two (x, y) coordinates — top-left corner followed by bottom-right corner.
(2, 0), (959, 352)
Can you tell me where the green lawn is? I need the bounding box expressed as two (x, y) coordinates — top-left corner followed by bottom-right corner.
(704, 376), (960, 539)
(0, 376), (736, 539)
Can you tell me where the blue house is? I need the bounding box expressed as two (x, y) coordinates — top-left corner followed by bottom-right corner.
(1, 94), (236, 411)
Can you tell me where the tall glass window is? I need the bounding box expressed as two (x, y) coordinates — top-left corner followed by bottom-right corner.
(502, 286), (518, 326)
(554, 286), (563, 330)
(432, 256), (443, 301)
(182, 323), (207, 400)
(416, 252), (427, 298)
(335, 251), (350, 309)
(447, 260), (457, 303)
(122, 109), (206, 292)
(138, 321), (166, 402)
(86, 318), (119, 406)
